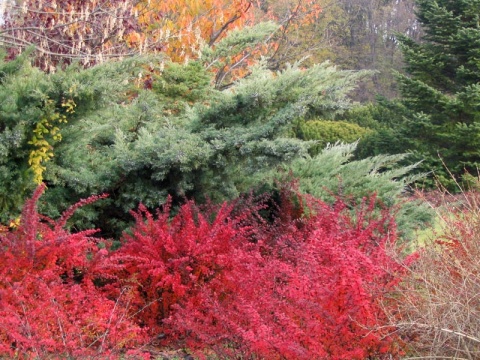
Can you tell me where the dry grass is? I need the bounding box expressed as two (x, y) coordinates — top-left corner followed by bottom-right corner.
(387, 180), (480, 359)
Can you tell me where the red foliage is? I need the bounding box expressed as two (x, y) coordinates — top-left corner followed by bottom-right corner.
(0, 182), (410, 358)
(106, 185), (408, 359)
(0, 184), (147, 358)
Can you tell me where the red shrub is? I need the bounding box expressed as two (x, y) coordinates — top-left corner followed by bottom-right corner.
(1, 183), (409, 358)
(109, 186), (409, 359)
(0, 184), (147, 358)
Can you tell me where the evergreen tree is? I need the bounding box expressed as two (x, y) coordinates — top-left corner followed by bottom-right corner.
(40, 59), (370, 236)
(0, 49), (161, 224)
(1, 26), (429, 237)
(394, 0), (480, 186)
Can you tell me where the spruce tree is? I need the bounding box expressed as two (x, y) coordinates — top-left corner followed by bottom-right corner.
(395, 0), (480, 185)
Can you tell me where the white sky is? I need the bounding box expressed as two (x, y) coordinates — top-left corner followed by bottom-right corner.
(0, 1), (4, 24)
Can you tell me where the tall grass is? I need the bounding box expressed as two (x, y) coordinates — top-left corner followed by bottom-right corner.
(388, 176), (480, 358)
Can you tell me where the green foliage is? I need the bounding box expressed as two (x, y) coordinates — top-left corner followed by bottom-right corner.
(295, 119), (371, 155)
(339, 99), (420, 166)
(0, 52), (161, 224)
(0, 52), (56, 221)
(153, 61), (212, 110)
(388, 0), (480, 187)
(287, 142), (433, 240)
(399, 0), (480, 92)
(201, 21), (280, 88)
(36, 57), (370, 236)
(1, 35), (426, 238)
(341, 99), (407, 130)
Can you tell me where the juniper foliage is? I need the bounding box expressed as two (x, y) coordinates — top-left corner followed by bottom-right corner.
(1, 35), (427, 237)
(288, 142), (432, 240)
(40, 59), (370, 235)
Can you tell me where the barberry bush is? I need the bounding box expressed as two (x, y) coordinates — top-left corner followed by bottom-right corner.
(0, 181), (414, 359)
(105, 183), (411, 359)
(0, 184), (147, 358)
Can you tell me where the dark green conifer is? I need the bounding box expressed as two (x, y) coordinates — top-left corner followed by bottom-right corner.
(395, 0), (480, 185)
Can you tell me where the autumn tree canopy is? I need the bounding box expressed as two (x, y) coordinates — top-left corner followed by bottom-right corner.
(0, 0), (322, 73)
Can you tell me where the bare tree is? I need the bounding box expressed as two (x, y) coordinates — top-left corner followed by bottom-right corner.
(314, 0), (422, 100)
(0, 0), (144, 71)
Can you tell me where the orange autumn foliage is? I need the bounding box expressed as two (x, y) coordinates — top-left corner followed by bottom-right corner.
(132, 0), (322, 62)
(133, 0), (254, 62)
